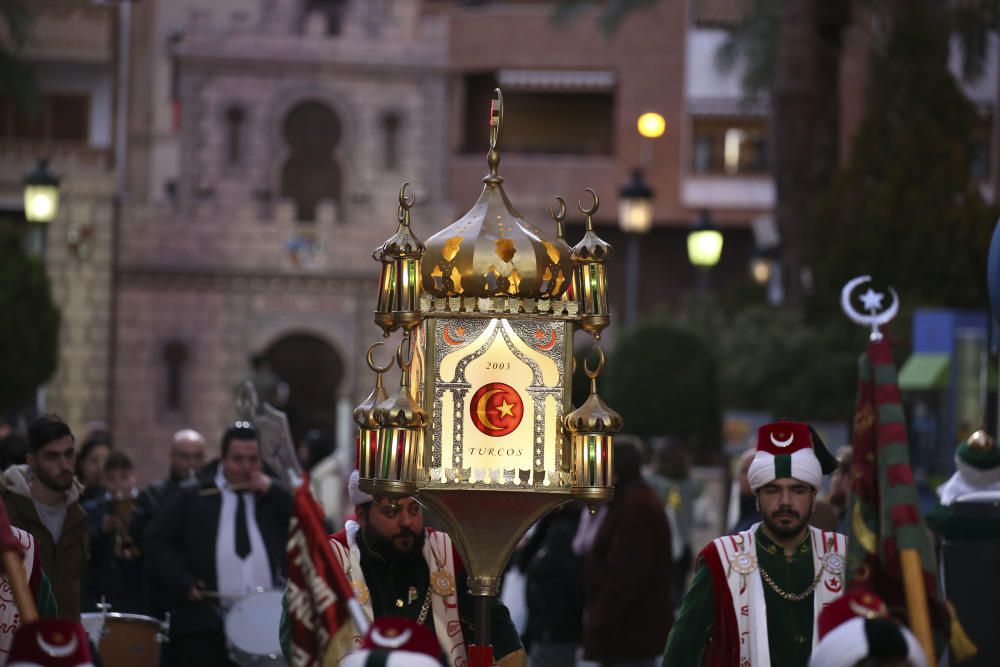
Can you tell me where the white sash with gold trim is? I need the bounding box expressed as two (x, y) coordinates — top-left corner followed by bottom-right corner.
(329, 522), (467, 667)
(0, 527), (36, 660)
(709, 524), (847, 667)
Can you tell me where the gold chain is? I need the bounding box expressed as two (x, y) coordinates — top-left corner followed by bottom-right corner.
(758, 563), (825, 602)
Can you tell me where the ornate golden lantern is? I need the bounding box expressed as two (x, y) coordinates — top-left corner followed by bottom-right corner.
(564, 347), (621, 504)
(353, 343), (392, 480)
(571, 190), (613, 339)
(367, 338), (426, 498)
(372, 185), (425, 336)
(357, 89), (622, 666)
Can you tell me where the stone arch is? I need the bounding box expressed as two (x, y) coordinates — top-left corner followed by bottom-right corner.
(257, 330), (344, 451)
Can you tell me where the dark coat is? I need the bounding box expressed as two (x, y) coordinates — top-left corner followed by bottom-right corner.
(520, 506), (584, 645)
(1, 465), (90, 620)
(82, 494), (146, 614)
(144, 475), (292, 636)
(583, 481), (674, 663)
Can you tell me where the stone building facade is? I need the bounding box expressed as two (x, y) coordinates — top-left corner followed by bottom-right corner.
(111, 0), (451, 480)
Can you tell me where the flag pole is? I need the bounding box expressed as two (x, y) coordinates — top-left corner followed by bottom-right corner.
(900, 549), (934, 661)
(841, 276), (935, 662)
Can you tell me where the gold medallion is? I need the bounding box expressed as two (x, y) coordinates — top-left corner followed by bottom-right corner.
(730, 551), (757, 576)
(430, 569), (456, 597)
(351, 579), (370, 605)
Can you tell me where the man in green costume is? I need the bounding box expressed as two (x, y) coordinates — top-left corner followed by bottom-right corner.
(281, 471), (525, 666)
(662, 421), (845, 667)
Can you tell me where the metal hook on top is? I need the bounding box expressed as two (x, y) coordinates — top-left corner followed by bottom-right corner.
(395, 335), (413, 374)
(578, 188), (600, 218)
(397, 182), (415, 224)
(366, 341), (394, 375)
(549, 196), (567, 223)
(489, 88), (504, 150)
(583, 345), (606, 380)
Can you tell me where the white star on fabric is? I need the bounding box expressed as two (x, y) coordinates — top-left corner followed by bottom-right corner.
(858, 288), (884, 312)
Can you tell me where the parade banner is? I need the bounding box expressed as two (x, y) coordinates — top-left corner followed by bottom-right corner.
(846, 337), (944, 659)
(286, 476), (364, 667)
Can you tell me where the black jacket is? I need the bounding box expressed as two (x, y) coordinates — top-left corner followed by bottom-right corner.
(520, 507), (584, 645)
(145, 474), (292, 635)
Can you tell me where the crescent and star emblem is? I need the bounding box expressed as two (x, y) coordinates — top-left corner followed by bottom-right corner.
(770, 433), (794, 448)
(840, 275), (899, 339)
(442, 324), (466, 346)
(533, 328), (557, 351)
(469, 382), (523, 437)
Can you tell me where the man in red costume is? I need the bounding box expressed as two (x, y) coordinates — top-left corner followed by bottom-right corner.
(662, 421), (845, 667)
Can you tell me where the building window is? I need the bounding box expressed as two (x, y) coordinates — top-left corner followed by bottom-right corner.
(224, 106), (246, 166)
(462, 73), (614, 155)
(382, 112), (402, 171)
(691, 116), (769, 175)
(280, 101), (342, 223)
(303, 0), (346, 35)
(0, 93), (89, 143)
(162, 341), (190, 411)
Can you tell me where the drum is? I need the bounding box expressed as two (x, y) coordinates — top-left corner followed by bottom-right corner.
(225, 589), (286, 666)
(88, 612), (166, 667)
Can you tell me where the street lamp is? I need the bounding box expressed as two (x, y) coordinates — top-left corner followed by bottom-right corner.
(618, 169), (654, 327)
(687, 209), (723, 291)
(23, 159), (60, 223)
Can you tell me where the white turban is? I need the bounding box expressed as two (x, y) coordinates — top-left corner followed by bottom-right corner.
(348, 470), (374, 506)
(747, 448), (822, 493)
(809, 617), (927, 667)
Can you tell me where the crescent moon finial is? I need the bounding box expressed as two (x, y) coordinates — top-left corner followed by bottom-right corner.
(584, 345), (605, 380)
(840, 275), (899, 341)
(366, 341), (393, 374)
(396, 337), (412, 373)
(578, 188), (599, 217)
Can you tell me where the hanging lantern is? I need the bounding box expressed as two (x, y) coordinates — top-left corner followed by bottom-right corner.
(372, 183), (425, 336)
(564, 346), (621, 504)
(549, 196), (576, 303)
(570, 189), (613, 339)
(354, 342), (392, 481)
(368, 336), (427, 498)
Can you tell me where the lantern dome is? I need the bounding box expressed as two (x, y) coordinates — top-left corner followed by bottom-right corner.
(421, 90), (574, 301)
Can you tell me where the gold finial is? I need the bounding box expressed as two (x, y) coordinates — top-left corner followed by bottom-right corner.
(486, 89), (504, 182)
(396, 335), (413, 381)
(550, 196), (567, 240)
(584, 345), (606, 394)
(967, 429), (996, 451)
(398, 182), (415, 225)
(366, 341), (393, 375)
(578, 188), (599, 231)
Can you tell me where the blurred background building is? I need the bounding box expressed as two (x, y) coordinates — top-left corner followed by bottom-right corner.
(1, 0), (997, 483)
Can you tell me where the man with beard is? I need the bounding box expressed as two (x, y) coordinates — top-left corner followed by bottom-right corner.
(662, 421), (845, 667)
(279, 471), (526, 666)
(2, 414), (90, 619)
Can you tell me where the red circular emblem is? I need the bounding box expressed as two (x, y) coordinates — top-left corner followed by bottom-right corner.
(469, 383), (523, 437)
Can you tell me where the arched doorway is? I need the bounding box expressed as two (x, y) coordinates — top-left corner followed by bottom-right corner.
(261, 333), (343, 452)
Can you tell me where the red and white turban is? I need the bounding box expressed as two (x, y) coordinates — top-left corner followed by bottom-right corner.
(747, 421), (836, 492)
(810, 591), (927, 667)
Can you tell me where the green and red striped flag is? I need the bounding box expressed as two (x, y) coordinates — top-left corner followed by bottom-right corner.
(845, 337), (948, 644)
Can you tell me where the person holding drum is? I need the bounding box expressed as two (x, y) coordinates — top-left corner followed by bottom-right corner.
(146, 422), (292, 667)
(278, 470), (526, 667)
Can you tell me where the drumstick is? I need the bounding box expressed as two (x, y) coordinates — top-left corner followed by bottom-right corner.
(0, 500), (36, 623)
(198, 483), (253, 496)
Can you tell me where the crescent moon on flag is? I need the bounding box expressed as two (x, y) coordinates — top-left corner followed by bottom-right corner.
(475, 389), (504, 430)
(534, 329), (557, 351)
(770, 433), (794, 448)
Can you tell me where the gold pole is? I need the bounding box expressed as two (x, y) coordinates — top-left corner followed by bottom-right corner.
(899, 548), (934, 662)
